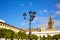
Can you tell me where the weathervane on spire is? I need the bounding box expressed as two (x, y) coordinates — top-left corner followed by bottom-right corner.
(50, 11), (53, 19)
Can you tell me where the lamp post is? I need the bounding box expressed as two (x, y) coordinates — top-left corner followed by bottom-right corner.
(23, 10), (36, 40)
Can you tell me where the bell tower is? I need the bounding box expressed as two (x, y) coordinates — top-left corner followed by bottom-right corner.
(48, 14), (55, 29)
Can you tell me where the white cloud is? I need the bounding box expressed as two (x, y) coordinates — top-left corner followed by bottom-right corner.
(34, 17), (60, 28)
(32, 16), (49, 28)
(55, 20), (60, 26)
(21, 16), (60, 29)
(39, 9), (48, 13)
(55, 3), (60, 9)
(21, 22), (25, 26)
(20, 20), (29, 29)
(43, 9), (48, 13)
(20, 3), (24, 6)
(0, 19), (5, 23)
(20, 22), (25, 28)
(29, 2), (32, 6)
(21, 16), (49, 28)
(56, 11), (60, 14)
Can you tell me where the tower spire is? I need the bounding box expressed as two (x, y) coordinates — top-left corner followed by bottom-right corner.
(50, 13), (53, 22)
(48, 12), (55, 29)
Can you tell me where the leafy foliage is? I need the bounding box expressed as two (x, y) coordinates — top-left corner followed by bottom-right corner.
(31, 34), (39, 40)
(0, 28), (7, 38)
(18, 31), (28, 39)
(53, 34), (60, 40)
(47, 35), (52, 40)
(1, 28), (60, 40)
(0, 28), (15, 39)
(40, 35), (46, 40)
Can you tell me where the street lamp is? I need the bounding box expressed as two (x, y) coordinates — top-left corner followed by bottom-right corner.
(23, 10), (36, 40)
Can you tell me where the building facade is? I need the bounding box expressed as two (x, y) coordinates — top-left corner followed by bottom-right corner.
(26, 15), (60, 37)
(0, 20), (25, 32)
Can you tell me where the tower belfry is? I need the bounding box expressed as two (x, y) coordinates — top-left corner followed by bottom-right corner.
(50, 16), (53, 22)
(48, 13), (55, 29)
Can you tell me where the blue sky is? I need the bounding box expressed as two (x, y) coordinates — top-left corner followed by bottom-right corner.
(0, 0), (60, 29)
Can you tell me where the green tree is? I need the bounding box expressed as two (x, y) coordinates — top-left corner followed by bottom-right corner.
(18, 31), (28, 40)
(14, 34), (18, 39)
(31, 34), (38, 40)
(41, 35), (46, 40)
(5, 29), (15, 40)
(53, 34), (60, 40)
(47, 35), (52, 40)
(8, 29), (15, 40)
(0, 28), (15, 40)
(0, 28), (7, 38)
